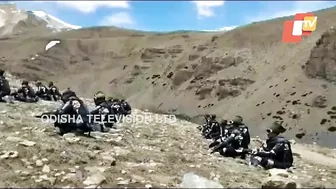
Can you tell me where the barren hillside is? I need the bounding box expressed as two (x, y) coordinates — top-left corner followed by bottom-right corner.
(1, 84), (336, 188)
(1, 6), (336, 147)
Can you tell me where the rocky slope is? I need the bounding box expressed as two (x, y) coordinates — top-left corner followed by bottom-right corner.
(1, 96), (336, 188)
(0, 5), (336, 147)
(0, 73), (336, 188)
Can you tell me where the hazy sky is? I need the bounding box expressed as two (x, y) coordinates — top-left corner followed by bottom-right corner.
(11, 1), (336, 31)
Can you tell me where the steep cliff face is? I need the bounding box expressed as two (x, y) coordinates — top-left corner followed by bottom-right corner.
(305, 27), (336, 83)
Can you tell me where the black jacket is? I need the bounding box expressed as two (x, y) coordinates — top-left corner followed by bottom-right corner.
(121, 101), (131, 112)
(58, 97), (90, 123)
(36, 85), (48, 96)
(17, 86), (36, 98)
(257, 136), (293, 165)
(225, 124), (250, 148)
(0, 76), (10, 96)
(48, 85), (61, 96)
(90, 101), (114, 126)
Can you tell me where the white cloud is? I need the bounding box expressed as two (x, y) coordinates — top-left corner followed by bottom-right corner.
(192, 1), (225, 18)
(55, 1), (130, 13)
(100, 12), (134, 27)
(16, 1), (130, 13)
(248, 1), (336, 23)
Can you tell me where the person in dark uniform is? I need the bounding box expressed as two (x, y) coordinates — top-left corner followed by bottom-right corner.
(210, 116), (251, 158)
(204, 116), (221, 140)
(208, 119), (229, 148)
(110, 98), (122, 115)
(12, 81), (38, 103)
(230, 115), (250, 149)
(40, 89), (92, 135)
(47, 81), (62, 101)
(202, 114), (218, 139)
(250, 121), (294, 169)
(107, 97), (113, 104)
(198, 114), (210, 131)
(35, 81), (51, 100)
(90, 91), (114, 129)
(120, 99), (132, 115)
(0, 69), (10, 102)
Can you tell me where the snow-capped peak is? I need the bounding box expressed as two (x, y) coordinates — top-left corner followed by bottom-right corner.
(202, 26), (237, 32)
(30, 10), (81, 31)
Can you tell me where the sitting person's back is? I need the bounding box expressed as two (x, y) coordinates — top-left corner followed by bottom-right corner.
(48, 81), (61, 101)
(0, 69), (10, 102)
(35, 81), (51, 100)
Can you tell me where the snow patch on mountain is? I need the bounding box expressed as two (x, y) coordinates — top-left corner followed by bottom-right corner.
(30, 11), (81, 31)
(202, 26), (237, 32)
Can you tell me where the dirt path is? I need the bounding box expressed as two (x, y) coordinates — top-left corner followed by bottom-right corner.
(293, 145), (336, 169)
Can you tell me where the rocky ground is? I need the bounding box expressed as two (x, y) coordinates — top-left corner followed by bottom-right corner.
(0, 99), (336, 188)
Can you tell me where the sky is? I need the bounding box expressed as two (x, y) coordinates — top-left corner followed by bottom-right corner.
(9, 1), (336, 31)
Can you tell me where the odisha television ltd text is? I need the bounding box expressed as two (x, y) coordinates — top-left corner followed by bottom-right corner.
(38, 114), (177, 124)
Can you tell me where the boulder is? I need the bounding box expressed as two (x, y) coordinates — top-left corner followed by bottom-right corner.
(180, 172), (223, 188)
(262, 176), (297, 188)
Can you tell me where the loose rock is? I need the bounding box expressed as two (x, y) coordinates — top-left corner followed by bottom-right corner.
(42, 165), (50, 173)
(19, 140), (36, 147)
(269, 169), (289, 178)
(262, 176), (297, 188)
(83, 173), (106, 186)
(0, 151), (19, 159)
(36, 160), (44, 167)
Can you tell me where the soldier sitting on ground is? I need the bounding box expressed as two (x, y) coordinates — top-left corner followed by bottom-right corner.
(0, 69), (10, 103)
(35, 81), (51, 101)
(249, 121), (294, 169)
(11, 81), (39, 103)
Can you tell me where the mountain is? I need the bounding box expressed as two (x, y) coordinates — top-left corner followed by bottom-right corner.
(28, 11), (81, 31)
(0, 4), (80, 37)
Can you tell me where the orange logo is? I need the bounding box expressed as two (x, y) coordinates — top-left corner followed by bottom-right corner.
(282, 13), (317, 43)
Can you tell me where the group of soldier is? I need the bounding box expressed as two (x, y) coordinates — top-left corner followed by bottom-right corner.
(0, 69), (61, 103)
(0, 69), (132, 136)
(199, 115), (294, 170)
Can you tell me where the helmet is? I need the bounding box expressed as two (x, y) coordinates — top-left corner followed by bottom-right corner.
(232, 115), (243, 124)
(93, 91), (106, 105)
(210, 114), (216, 119)
(22, 80), (28, 85)
(48, 81), (54, 87)
(61, 89), (76, 103)
(267, 121), (286, 134)
(220, 119), (227, 125)
(94, 91), (105, 99)
(113, 98), (119, 102)
(36, 81), (42, 85)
